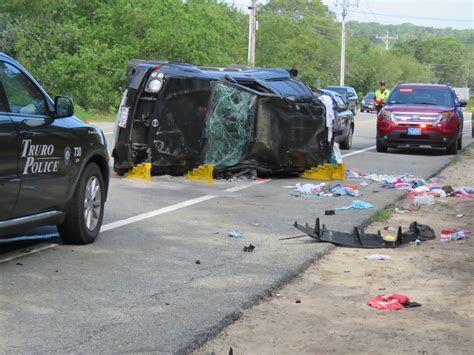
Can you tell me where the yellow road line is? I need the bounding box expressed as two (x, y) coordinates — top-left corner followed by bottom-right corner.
(355, 119), (376, 125)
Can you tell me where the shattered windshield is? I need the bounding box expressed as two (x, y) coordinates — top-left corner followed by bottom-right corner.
(203, 83), (256, 168)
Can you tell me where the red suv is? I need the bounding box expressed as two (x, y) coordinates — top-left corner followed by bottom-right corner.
(376, 83), (465, 154)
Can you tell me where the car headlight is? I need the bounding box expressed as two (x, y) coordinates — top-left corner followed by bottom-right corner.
(380, 110), (394, 121)
(438, 112), (452, 122)
(145, 72), (164, 93)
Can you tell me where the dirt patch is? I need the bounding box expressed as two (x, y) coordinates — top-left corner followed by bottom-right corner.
(199, 148), (474, 354)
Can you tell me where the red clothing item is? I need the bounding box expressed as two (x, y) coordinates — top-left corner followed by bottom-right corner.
(368, 294), (410, 310)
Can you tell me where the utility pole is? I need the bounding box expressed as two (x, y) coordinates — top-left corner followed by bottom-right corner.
(247, 0), (257, 66)
(376, 31), (398, 51)
(336, 0), (358, 86)
(339, 0), (348, 86)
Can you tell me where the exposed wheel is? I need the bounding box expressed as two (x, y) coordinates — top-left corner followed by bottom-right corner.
(59, 163), (105, 244)
(446, 139), (458, 155)
(457, 134), (462, 150)
(376, 139), (388, 153)
(340, 125), (353, 150)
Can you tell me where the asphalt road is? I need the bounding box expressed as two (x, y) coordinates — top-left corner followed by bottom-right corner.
(1, 112), (473, 353)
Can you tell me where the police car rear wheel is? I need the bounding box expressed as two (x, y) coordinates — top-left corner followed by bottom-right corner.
(58, 163), (105, 244)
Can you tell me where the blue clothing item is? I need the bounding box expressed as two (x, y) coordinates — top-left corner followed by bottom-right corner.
(335, 200), (374, 210)
(228, 229), (244, 238)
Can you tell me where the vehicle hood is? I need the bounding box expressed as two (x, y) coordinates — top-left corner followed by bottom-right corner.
(384, 104), (454, 113)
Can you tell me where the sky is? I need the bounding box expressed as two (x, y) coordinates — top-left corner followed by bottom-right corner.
(321, 0), (474, 30)
(225, 1), (473, 30)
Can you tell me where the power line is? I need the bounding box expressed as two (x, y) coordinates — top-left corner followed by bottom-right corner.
(350, 9), (473, 22)
(363, 0), (381, 23)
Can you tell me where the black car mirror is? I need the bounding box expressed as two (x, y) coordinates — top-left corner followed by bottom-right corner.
(54, 96), (74, 118)
(337, 102), (347, 111)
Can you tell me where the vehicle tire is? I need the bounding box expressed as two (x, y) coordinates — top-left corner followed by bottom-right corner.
(113, 158), (127, 176)
(457, 134), (462, 150)
(446, 139), (458, 155)
(376, 139), (388, 153)
(58, 163), (105, 244)
(340, 125), (353, 150)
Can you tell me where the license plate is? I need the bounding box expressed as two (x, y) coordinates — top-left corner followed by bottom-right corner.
(407, 127), (422, 135)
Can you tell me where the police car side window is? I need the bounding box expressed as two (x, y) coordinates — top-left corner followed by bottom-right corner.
(0, 62), (48, 116)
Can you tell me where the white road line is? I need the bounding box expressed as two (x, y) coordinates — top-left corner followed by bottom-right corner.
(342, 145), (376, 158)
(0, 243), (58, 264)
(104, 131), (113, 135)
(224, 179), (268, 192)
(100, 194), (217, 232)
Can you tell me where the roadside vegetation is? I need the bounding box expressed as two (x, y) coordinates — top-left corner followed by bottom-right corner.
(0, 0), (472, 120)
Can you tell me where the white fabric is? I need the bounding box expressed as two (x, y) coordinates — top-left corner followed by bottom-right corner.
(318, 95), (335, 141)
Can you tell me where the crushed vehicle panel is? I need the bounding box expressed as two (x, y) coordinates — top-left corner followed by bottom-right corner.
(112, 61), (332, 176)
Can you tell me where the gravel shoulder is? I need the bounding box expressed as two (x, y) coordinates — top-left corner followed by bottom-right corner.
(199, 147), (474, 355)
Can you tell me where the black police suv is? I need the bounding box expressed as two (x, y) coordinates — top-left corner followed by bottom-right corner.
(0, 53), (109, 244)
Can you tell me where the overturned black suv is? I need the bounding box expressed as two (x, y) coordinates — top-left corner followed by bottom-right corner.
(0, 53), (109, 244)
(112, 60), (333, 176)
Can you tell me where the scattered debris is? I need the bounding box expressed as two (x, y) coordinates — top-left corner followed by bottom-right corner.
(325, 210), (335, 215)
(414, 194), (435, 205)
(364, 254), (391, 260)
(408, 222), (436, 241)
(456, 214), (464, 218)
(295, 300), (301, 304)
(335, 200), (373, 210)
(16, 262), (23, 266)
(196, 260), (201, 265)
(440, 230), (466, 241)
(228, 229), (244, 238)
(368, 294), (421, 310)
(295, 182), (326, 194)
(243, 244), (255, 252)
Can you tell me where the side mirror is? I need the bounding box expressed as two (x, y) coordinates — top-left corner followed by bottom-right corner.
(337, 102), (346, 111)
(459, 99), (467, 107)
(54, 96), (74, 118)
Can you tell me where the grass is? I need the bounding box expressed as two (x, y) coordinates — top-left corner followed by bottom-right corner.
(368, 206), (393, 223)
(75, 105), (116, 122)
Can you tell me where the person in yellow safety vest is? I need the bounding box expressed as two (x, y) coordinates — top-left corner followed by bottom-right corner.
(374, 80), (391, 114)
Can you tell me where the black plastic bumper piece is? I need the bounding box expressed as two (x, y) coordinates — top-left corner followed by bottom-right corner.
(293, 217), (417, 248)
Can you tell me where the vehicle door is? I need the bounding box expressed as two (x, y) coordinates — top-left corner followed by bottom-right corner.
(0, 61), (72, 217)
(0, 84), (20, 220)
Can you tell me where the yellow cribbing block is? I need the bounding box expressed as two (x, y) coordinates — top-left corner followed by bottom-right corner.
(185, 164), (214, 184)
(300, 163), (346, 181)
(124, 162), (152, 180)
(331, 163), (346, 180)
